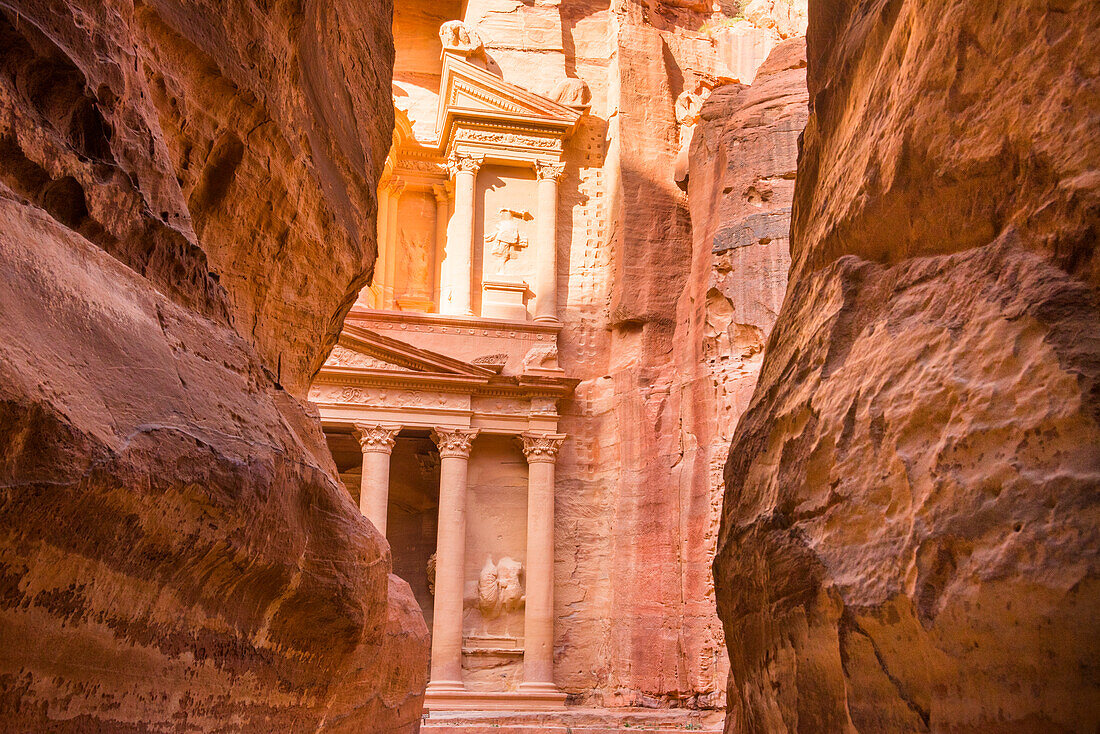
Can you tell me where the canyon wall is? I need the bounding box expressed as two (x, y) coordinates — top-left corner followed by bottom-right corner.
(0, 0), (428, 730)
(546, 0), (806, 707)
(716, 0), (1100, 732)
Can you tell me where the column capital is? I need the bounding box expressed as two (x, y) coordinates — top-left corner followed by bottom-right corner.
(432, 183), (451, 203)
(521, 432), (566, 463)
(355, 423), (401, 454)
(381, 177), (406, 196)
(534, 160), (566, 182)
(447, 152), (483, 178)
(432, 427), (480, 458)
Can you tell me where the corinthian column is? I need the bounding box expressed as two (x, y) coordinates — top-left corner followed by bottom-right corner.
(533, 161), (565, 323)
(354, 424), (401, 535)
(445, 153), (482, 316)
(384, 179), (405, 309)
(372, 180), (392, 308)
(433, 184), (451, 310)
(427, 426), (480, 694)
(520, 432), (566, 693)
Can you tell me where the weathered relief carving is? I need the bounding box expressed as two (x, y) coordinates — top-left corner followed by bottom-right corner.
(439, 20), (483, 56)
(313, 385), (465, 409)
(675, 89), (706, 127)
(415, 449), (440, 477)
(674, 88), (711, 183)
(472, 353), (508, 374)
(485, 209), (531, 273)
(531, 397), (559, 415)
(454, 128), (560, 151)
(535, 160), (567, 182)
(395, 159), (448, 176)
(549, 78), (592, 109)
(472, 353), (509, 367)
(447, 152), (483, 177)
(427, 553), (437, 597)
(400, 231), (433, 298)
(477, 557), (525, 620)
(325, 345), (401, 370)
(522, 343), (559, 371)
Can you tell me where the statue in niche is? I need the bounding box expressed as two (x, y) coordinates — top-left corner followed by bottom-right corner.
(484, 208), (530, 274)
(476, 556), (525, 632)
(399, 231), (432, 298)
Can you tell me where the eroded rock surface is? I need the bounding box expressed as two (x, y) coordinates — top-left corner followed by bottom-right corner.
(0, 0), (428, 730)
(658, 35), (807, 709)
(716, 1), (1100, 731)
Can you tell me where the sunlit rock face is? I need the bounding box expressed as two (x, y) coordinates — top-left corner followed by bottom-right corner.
(0, 0), (428, 730)
(551, 2), (808, 709)
(665, 34), (807, 707)
(716, 1), (1100, 732)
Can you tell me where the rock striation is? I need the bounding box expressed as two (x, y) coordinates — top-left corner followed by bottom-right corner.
(0, 0), (428, 731)
(715, 1), (1100, 732)
(663, 34), (807, 709)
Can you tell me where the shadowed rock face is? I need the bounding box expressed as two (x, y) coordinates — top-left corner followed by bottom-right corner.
(716, 1), (1099, 732)
(0, 0), (428, 731)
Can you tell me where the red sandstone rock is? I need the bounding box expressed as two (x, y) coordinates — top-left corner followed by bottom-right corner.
(715, 1), (1100, 731)
(552, 3), (806, 709)
(0, 0), (428, 730)
(663, 34), (807, 710)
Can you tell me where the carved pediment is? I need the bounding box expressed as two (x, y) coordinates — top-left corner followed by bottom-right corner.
(324, 345), (409, 372)
(322, 325), (497, 378)
(437, 55), (582, 145)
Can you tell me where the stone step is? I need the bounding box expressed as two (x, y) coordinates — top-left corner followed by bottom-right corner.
(420, 707), (725, 733)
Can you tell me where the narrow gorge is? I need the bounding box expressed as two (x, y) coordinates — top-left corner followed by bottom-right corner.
(0, 1), (1095, 733)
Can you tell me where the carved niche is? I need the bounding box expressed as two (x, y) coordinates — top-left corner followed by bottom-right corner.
(485, 208), (531, 274)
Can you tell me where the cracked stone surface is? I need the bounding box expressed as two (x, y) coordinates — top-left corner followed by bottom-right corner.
(715, 1), (1100, 732)
(0, 0), (428, 730)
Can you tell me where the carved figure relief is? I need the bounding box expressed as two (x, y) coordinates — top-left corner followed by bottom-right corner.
(675, 90), (706, 128)
(477, 556), (525, 622)
(522, 343), (559, 371)
(427, 553), (436, 596)
(439, 21), (483, 56)
(485, 208), (531, 273)
(674, 88), (711, 183)
(399, 230), (432, 298)
(549, 78), (592, 109)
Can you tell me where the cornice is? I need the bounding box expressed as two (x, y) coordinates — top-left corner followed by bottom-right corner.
(314, 367), (577, 399)
(345, 309), (562, 337)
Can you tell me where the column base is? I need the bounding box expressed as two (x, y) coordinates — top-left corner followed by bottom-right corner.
(424, 688), (567, 712)
(532, 315), (561, 325)
(517, 681), (564, 695)
(426, 679), (466, 695)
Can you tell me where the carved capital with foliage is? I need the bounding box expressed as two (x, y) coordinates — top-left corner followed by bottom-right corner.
(534, 160), (566, 182)
(432, 427), (480, 458)
(447, 153), (483, 178)
(521, 432), (566, 463)
(354, 424), (401, 454)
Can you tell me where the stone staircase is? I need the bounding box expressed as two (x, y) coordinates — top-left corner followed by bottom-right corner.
(420, 707), (725, 733)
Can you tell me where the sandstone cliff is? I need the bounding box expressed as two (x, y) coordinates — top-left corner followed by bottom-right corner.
(669, 34), (808, 706)
(715, 1), (1100, 731)
(0, 1), (428, 730)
